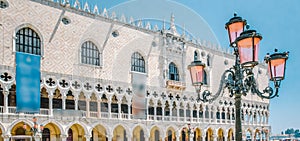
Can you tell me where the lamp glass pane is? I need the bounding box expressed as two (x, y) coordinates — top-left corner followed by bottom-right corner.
(238, 37), (260, 64)
(268, 58), (286, 80)
(228, 22), (244, 44)
(189, 65), (204, 85)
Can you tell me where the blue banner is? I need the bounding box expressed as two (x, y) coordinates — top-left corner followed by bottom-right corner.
(16, 52), (41, 113)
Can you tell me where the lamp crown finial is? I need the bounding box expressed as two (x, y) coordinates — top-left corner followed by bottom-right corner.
(234, 12), (237, 17)
(246, 24), (250, 30)
(274, 49), (278, 52)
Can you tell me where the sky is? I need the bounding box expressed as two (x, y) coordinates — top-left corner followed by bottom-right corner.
(70, 0), (300, 134)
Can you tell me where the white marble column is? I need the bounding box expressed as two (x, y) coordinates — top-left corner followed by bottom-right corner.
(128, 102), (131, 119)
(162, 105), (165, 121)
(74, 95), (79, 110)
(62, 96), (66, 110)
(48, 95), (53, 116)
(169, 105), (173, 121)
(60, 134), (68, 141)
(3, 90), (8, 113)
(2, 134), (10, 141)
(108, 101), (112, 118)
(118, 101), (121, 119)
(97, 100), (101, 118)
(203, 109), (206, 123)
(196, 107), (200, 122)
(86, 98), (90, 118)
(154, 104), (157, 121)
(177, 106), (180, 121)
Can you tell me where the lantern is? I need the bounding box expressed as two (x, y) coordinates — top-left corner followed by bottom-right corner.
(188, 61), (206, 86)
(225, 13), (246, 45)
(235, 27), (262, 67)
(265, 50), (289, 82)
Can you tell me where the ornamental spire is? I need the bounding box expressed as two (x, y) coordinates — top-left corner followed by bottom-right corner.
(169, 13), (178, 35)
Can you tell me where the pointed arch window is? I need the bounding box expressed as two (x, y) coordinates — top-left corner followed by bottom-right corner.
(131, 52), (145, 73)
(169, 62), (179, 81)
(81, 41), (101, 66)
(194, 51), (198, 61)
(16, 27), (41, 55)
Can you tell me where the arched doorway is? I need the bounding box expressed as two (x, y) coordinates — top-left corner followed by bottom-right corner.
(67, 124), (86, 141)
(133, 126), (145, 141)
(205, 128), (213, 141)
(113, 125), (127, 141)
(194, 128), (202, 141)
(43, 122), (61, 141)
(150, 126), (161, 141)
(67, 129), (73, 141)
(42, 128), (50, 141)
(91, 124), (107, 141)
(217, 128), (224, 141)
(165, 127), (176, 141)
(227, 129), (234, 141)
(11, 122), (32, 141)
(180, 127), (187, 141)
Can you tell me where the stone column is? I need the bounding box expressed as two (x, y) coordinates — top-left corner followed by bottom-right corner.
(176, 133), (180, 141)
(184, 106), (187, 122)
(60, 134), (68, 141)
(107, 134), (113, 141)
(3, 90), (8, 113)
(34, 134), (42, 141)
(169, 105), (173, 121)
(224, 109), (227, 124)
(48, 95), (53, 116)
(144, 135), (149, 141)
(2, 134), (10, 141)
(74, 95), (79, 110)
(177, 106), (180, 122)
(202, 135), (206, 141)
(118, 101), (121, 119)
(62, 95), (66, 110)
(196, 107), (200, 122)
(190, 109), (193, 122)
(154, 104), (157, 121)
(128, 102), (131, 119)
(189, 132), (194, 141)
(162, 105), (165, 121)
(97, 100), (101, 118)
(108, 101), (112, 118)
(203, 108), (206, 123)
(213, 134), (218, 141)
(84, 135), (91, 141)
(86, 98), (90, 118)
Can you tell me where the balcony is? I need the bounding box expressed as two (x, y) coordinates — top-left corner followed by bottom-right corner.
(166, 80), (186, 90)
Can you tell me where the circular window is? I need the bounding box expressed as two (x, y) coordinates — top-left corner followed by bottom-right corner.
(62, 17), (71, 25)
(0, 0), (9, 9)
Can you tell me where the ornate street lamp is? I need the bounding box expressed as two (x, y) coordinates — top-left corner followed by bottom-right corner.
(23, 117), (44, 136)
(188, 13), (289, 141)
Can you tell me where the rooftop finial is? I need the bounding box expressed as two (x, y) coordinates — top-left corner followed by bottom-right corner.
(274, 48), (278, 52)
(169, 13), (178, 35)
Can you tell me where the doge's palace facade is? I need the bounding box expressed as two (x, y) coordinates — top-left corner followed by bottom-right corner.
(0, 0), (270, 141)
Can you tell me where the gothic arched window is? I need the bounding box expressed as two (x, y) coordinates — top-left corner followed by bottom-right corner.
(131, 52), (145, 73)
(169, 62), (179, 81)
(16, 27), (41, 55)
(81, 41), (101, 66)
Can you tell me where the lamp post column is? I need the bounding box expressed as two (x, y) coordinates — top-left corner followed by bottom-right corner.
(235, 94), (242, 141)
